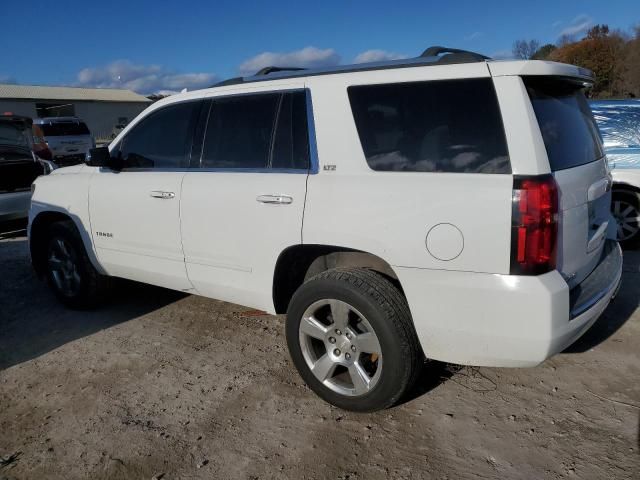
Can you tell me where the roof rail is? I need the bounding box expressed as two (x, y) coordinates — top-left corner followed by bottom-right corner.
(212, 77), (244, 87)
(209, 46), (491, 88)
(421, 46), (490, 62)
(254, 66), (307, 76)
(211, 66), (308, 87)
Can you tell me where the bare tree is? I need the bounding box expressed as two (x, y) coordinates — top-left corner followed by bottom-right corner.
(513, 39), (541, 59)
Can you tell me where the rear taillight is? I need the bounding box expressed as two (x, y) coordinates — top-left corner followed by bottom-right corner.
(510, 174), (559, 275)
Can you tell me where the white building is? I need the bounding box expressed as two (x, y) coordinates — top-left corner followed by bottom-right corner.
(0, 84), (151, 140)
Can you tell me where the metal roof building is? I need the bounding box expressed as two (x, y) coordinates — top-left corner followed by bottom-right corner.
(0, 84), (151, 140)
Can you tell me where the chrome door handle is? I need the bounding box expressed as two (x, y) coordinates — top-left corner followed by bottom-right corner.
(150, 191), (175, 199)
(256, 194), (293, 205)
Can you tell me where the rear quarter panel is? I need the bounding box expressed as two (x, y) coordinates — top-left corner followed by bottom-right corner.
(303, 66), (514, 274)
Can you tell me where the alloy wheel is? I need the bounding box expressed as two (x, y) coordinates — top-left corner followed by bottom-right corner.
(48, 238), (81, 297)
(298, 299), (382, 397)
(613, 199), (640, 242)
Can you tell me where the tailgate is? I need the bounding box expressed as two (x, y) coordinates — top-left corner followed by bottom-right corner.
(554, 159), (611, 287)
(524, 76), (612, 288)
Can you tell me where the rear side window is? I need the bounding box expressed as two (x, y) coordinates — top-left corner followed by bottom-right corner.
(348, 78), (510, 173)
(120, 101), (199, 169)
(272, 92), (310, 170)
(525, 77), (604, 171)
(200, 91), (309, 170)
(39, 121), (90, 136)
(202, 94), (279, 169)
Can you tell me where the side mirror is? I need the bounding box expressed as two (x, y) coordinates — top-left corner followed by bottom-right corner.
(86, 147), (123, 170)
(86, 147), (111, 167)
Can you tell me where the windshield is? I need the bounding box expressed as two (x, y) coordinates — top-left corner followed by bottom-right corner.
(524, 76), (604, 171)
(39, 121), (90, 136)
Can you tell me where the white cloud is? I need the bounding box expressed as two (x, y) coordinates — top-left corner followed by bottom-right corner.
(76, 60), (217, 94)
(559, 14), (593, 38)
(464, 32), (483, 41)
(238, 47), (340, 75)
(353, 49), (408, 64)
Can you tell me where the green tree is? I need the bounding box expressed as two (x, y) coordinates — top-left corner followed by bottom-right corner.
(550, 25), (626, 97)
(531, 44), (557, 60)
(618, 25), (640, 97)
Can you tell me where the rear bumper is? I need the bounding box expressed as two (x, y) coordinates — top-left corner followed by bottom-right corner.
(0, 191), (31, 222)
(396, 240), (623, 367)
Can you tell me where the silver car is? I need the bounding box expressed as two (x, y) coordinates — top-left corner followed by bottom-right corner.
(33, 117), (94, 167)
(591, 99), (640, 248)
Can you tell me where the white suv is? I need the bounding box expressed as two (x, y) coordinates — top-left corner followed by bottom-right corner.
(28, 47), (623, 412)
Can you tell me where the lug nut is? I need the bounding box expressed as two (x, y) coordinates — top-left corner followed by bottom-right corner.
(328, 337), (336, 344)
(335, 329), (342, 335)
(345, 353), (351, 360)
(346, 332), (352, 339)
(351, 345), (356, 352)
(333, 349), (341, 356)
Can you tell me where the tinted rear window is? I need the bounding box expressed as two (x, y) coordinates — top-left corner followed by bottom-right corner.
(348, 78), (510, 173)
(39, 121), (90, 136)
(524, 77), (604, 171)
(200, 91), (310, 170)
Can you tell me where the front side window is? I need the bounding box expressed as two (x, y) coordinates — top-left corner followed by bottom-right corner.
(119, 101), (199, 169)
(200, 91), (309, 170)
(348, 78), (511, 173)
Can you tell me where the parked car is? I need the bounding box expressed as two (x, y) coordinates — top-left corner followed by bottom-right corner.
(29, 47), (622, 412)
(33, 117), (94, 167)
(590, 99), (640, 248)
(1, 115), (55, 222)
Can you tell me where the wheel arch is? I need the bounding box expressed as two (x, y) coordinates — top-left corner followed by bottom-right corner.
(30, 210), (102, 277)
(272, 244), (402, 314)
(612, 181), (640, 196)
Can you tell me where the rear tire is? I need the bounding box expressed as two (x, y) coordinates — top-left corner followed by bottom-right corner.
(286, 268), (423, 412)
(612, 190), (640, 249)
(45, 221), (112, 309)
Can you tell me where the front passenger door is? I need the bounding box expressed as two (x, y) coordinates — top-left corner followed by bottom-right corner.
(89, 100), (201, 291)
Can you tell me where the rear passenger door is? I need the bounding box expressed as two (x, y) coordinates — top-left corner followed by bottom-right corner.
(180, 88), (312, 311)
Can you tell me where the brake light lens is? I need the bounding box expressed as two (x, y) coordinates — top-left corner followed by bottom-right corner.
(510, 175), (558, 275)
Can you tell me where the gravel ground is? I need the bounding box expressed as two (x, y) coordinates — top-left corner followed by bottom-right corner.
(0, 229), (639, 480)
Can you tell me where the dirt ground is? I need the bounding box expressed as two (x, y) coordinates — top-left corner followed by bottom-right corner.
(0, 227), (638, 480)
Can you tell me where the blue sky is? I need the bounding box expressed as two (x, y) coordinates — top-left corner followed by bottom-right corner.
(2, 0), (638, 94)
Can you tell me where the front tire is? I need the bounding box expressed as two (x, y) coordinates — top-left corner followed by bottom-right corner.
(45, 221), (112, 309)
(286, 268), (423, 412)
